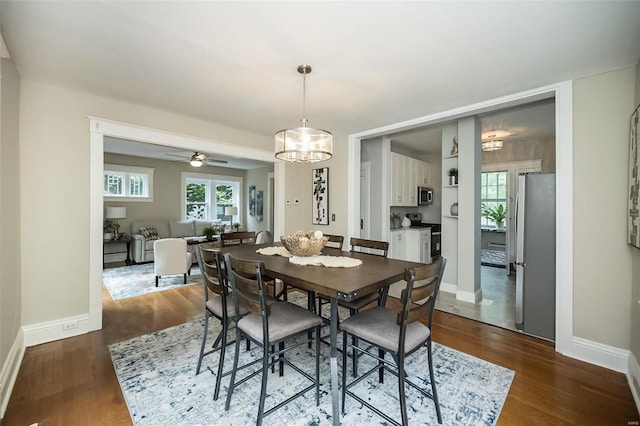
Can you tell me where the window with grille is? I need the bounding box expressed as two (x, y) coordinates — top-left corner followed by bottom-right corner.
(104, 164), (154, 201)
(480, 171), (507, 227)
(183, 173), (242, 224)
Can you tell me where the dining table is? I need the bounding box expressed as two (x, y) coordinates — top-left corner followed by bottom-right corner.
(221, 242), (424, 425)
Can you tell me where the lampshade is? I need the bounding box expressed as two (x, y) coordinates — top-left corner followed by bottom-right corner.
(225, 206), (238, 216)
(482, 138), (503, 152)
(105, 206), (126, 219)
(274, 65), (333, 163)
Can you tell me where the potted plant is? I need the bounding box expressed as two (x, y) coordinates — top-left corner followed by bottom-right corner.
(232, 222), (241, 232)
(390, 213), (402, 229)
(103, 219), (117, 240)
(202, 226), (215, 241)
(481, 203), (506, 229)
(448, 168), (458, 185)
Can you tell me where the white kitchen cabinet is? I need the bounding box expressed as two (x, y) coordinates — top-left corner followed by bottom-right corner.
(388, 228), (431, 263)
(391, 153), (430, 206)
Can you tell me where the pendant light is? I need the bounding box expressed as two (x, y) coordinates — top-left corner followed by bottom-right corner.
(482, 135), (504, 152)
(274, 65), (333, 162)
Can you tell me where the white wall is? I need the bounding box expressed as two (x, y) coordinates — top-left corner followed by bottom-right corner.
(18, 79), (273, 326)
(0, 55), (22, 417)
(245, 165), (274, 233)
(573, 66), (635, 349)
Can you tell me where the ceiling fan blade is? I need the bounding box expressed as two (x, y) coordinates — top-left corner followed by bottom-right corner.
(205, 158), (228, 164)
(165, 153), (189, 159)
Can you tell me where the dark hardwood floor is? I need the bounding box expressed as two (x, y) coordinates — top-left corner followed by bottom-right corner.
(2, 279), (638, 425)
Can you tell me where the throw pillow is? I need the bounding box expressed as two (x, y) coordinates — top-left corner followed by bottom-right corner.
(139, 226), (159, 240)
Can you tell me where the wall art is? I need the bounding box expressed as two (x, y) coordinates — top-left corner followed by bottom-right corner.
(256, 190), (263, 222)
(249, 185), (256, 216)
(628, 104), (639, 248)
(312, 167), (329, 225)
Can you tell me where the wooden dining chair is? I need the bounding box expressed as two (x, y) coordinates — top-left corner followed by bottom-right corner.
(323, 234), (345, 250)
(195, 246), (248, 401)
(223, 253), (323, 426)
(340, 257), (446, 426)
(317, 237), (390, 374)
(220, 231), (256, 246)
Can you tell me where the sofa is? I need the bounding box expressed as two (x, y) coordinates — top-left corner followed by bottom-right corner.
(131, 219), (222, 263)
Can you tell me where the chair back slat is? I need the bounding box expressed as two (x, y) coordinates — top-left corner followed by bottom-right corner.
(324, 234), (345, 250)
(221, 231), (256, 247)
(397, 258), (446, 327)
(196, 246), (227, 299)
(349, 237), (389, 257)
(224, 253), (270, 316)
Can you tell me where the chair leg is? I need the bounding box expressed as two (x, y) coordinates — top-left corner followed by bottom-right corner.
(224, 326), (242, 411)
(257, 343), (270, 426)
(155, 276), (159, 287)
(196, 313), (210, 375)
(278, 341), (285, 377)
(341, 330), (348, 413)
(427, 340), (443, 424)
(396, 353), (408, 426)
(350, 308), (358, 377)
(315, 325), (320, 406)
(307, 291), (316, 349)
(213, 318), (229, 401)
(183, 273), (187, 284)
(378, 348), (385, 383)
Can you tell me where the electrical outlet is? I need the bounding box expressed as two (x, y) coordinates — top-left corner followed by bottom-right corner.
(331, 214), (336, 221)
(62, 321), (78, 331)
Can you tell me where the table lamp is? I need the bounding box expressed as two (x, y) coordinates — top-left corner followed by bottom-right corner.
(225, 206), (238, 231)
(106, 206), (127, 239)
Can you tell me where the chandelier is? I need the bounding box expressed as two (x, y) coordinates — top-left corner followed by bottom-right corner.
(482, 135), (504, 152)
(274, 65), (333, 162)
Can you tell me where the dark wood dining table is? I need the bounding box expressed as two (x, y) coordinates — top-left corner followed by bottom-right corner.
(221, 242), (423, 425)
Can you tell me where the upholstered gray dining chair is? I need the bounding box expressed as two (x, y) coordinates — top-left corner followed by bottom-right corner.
(340, 257), (447, 426)
(223, 253), (323, 426)
(195, 246), (248, 401)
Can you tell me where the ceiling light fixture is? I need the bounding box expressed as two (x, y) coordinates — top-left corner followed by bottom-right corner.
(190, 152), (203, 167)
(274, 65), (332, 163)
(482, 135), (504, 152)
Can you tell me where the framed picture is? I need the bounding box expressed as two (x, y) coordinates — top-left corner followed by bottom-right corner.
(249, 185), (256, 216)
(312, 167), (329, 225)
(629, 104), (640, 248)
(256, 190), (263, 222)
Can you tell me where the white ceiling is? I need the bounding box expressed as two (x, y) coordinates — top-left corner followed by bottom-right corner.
(2, 1), (639, 162)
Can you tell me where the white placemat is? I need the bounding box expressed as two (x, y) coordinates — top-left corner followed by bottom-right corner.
(289, 255), (362, 268)
(256, 246), (292, 257)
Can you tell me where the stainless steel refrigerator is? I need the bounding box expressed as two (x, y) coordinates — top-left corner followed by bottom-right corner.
(515, 173), (556, 340)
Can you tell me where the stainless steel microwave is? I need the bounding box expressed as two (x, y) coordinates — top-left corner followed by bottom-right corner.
(418, 187), (433, 205)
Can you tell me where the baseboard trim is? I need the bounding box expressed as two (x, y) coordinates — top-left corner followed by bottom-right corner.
(439, 281), (457, 294)
(628, 351), (640, 415)
(22, 313), (89, 347)
(563, 336), (630, 374)
(0, 328), (25, 418)
(456, 287), (482, 304)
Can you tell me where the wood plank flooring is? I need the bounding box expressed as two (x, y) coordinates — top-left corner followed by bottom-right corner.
(2, 282), (638, 425)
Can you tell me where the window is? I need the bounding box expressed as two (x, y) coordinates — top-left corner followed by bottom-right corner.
(104, 164), (154, 201)
(481, 171), (507, 227)
(182, 173), (243, 224)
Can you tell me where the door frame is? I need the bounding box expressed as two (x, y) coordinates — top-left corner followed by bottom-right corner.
(346, 81), (573, 356)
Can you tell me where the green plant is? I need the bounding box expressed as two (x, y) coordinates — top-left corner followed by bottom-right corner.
(233, 222), (241, 232)
(448, 168), (458, 177)
(481, 203), (506, 226)
(390, 212), (401, 220)
(202, 226), (215, 240)
(103, 219), (118, 233)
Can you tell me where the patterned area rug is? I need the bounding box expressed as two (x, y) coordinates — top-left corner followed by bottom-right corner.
(102, 263), (201, 300)
(481, 249), (507, 268)
(109, 297), (514, 425)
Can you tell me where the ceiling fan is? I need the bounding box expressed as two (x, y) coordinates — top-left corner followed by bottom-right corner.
(165, 151), (228, 167)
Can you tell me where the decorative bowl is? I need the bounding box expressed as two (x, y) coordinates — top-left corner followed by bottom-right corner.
(281, 231), (329, 257)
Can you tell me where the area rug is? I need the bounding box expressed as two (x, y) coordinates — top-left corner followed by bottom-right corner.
(103, 263), (201, 301)
(481, 249), (506, 268)
(109, 313), (514, 425)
